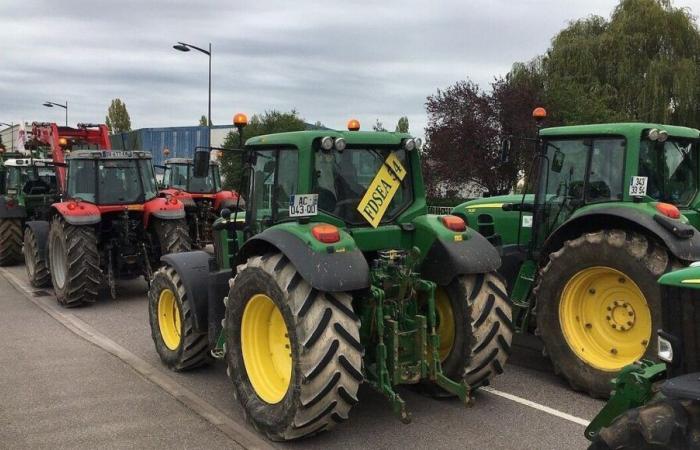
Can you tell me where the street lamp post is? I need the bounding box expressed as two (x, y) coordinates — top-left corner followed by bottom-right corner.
(173, 41), (212, 147)
(43, 101), (68, 126)
(0, 122), (14, 151)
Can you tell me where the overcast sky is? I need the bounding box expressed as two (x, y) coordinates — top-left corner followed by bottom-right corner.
(1, 0), (698, 136)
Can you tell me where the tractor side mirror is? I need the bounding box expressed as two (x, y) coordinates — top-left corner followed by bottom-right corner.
(500, 138), (512, 163)
(193, 148), (210, 178)
(551, 150), (565, 173)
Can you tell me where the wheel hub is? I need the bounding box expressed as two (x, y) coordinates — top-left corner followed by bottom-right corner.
(606, 299), (635, 331)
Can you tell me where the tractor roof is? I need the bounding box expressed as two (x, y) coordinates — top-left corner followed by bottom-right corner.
(67, 150), (152, 160)
(164, 157), (220, 166)
(245, 130), (414, 148)
(541, 123), (700, 140)
(3, 158), (54, 167)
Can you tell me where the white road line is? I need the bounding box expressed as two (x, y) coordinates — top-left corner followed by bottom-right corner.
(481, 386), (591, 427)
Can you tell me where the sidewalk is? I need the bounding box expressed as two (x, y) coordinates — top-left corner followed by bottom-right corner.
(0, 272), (240, 449)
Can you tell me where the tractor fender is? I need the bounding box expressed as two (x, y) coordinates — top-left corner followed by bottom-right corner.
(420, 231), (502, 285)
(237, 227), (370, 292)
(160, 251), (214, 334)
(0, 197), (27, 219)
(543, 207), (700, 263)
(143, 197), (186, 228)
(52, 202), (101, 225)
(25, 220), (50, 261)
(214, 191), (245, 211)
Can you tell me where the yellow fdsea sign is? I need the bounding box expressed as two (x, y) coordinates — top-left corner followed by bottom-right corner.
(357, 152), (407, 228)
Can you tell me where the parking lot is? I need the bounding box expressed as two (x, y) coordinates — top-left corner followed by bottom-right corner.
(0, 265), (603, 449)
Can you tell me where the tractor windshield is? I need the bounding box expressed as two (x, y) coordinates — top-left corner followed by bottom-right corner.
(314, 147), (412, 225)
(67, 159), (157, 204)
(165, 163), (220, 193)
(639, 138), (698, 206)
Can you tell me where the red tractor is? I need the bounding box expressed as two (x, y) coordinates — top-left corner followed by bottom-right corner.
(24, 124), (191, 306)
(157, 155), (243, 248)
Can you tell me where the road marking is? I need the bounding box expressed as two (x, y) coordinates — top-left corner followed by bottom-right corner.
(0, 268), (274, 450)
(481, 386), (591, 427)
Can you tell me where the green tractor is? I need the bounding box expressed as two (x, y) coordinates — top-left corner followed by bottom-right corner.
(453, 108), (700, 397)
(0, 148), (57, 267)
(585, 265), (700, 449)
(148, 122), (513, 440)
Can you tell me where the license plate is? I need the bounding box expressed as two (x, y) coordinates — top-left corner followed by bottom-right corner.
(289, 194), (318, 217)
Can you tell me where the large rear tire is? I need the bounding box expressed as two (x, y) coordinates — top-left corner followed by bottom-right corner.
(148, 264), (211, 371)
(589, 398), (700, 449)
(536, 230), (673, 398)
(24, 226), (50, 287)
(48, 217), (101, 307)
(153, 218), (191, 259)
(0, 218), (22, 266)
(225, 253), (362, 441)
(431, 272), (513, 394)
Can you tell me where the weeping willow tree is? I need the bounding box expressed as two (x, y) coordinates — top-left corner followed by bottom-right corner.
(523, 0), (700, 127)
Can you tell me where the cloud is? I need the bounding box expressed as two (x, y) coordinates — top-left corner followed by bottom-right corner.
(0, 0), (697, 137)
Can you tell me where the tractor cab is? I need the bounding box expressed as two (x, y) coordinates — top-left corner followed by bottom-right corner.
(453, 114), (700, 399)
(64, 150), (157, 205)
(161, 157), (221, 194)
(2, 158), (57, 197)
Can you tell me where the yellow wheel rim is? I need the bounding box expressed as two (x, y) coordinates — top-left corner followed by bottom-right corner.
(241, 294), (292, 404)
(559, 266), (651, 372)
(435, 287), (456, 362)
(158, 288), (182, 351)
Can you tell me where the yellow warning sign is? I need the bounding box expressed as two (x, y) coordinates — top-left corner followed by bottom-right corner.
(357, 152), (407, 228)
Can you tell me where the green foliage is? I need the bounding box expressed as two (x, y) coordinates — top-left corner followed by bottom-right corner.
(105, 99), (132, 134)
(530, 0), (700, 127)
(220, 110), (306, 189)
(396, 116), (409, 133)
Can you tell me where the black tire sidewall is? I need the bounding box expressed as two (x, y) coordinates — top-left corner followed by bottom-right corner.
(225, 266), (301, 436)
(148, 270), (186, 368)
(538, 236), (662, 396)
(23, 227), (37, 281)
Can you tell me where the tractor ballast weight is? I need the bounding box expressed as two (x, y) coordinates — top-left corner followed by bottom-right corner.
(585, 265), (700, 449)
(148, 126), (514, 440)
(454, 118), (700, 398)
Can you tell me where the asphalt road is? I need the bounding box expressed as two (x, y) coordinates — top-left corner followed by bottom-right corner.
(0, 264), (604, 449)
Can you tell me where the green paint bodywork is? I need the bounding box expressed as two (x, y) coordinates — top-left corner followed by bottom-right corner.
(211, 130), (486, 419)
(0, 149), (57, 222)
(452, 122), (700, 334)
(658, 265), (700, 288)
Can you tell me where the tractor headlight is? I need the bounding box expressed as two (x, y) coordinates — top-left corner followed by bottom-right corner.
(648, 129), (659, 141)
(334, 137), (346, 152)
(658, 335), (673, 363)
(658, 130), (669, 142)
(320, 136), (334, 151)
(415, 138), (423, 150)
(403, 138), (416, 151)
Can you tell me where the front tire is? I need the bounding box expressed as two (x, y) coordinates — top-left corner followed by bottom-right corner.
(590, 398), (700, 449)
(24, 226), (50, 287)
(225, 253), (362, 441)
(433, 272), (513, 392)
(536, 230), (673, 398)
(148, 264), (211, 370)
(0, 218), (22, 266)
(48, 217), (101, 307)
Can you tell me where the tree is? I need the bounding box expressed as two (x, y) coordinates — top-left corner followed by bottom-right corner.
(395, 116), (409, 133)
(372, 119), (387, 132)
(220, 110), (306, 189)
(199, 115), (211, 126)
(524, 0), (700, 127)
(423, 74), (542, 198)
(105, 99), (132, 134)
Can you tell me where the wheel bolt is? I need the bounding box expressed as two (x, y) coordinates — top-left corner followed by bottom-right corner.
(627, 321), (633, 326)
(285, 344), (289, 349)
(607, 306), (612, 311)
(585, 323), (592, 329)
(619, 277), (626, 283)
(642, 340), (648, 346)
(606, 315), (611, 320)
(628, 311), (634, 316)
(611, 348), (618, 354)
(589, 288), (596, 294)
(611, 324), (617, 329)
